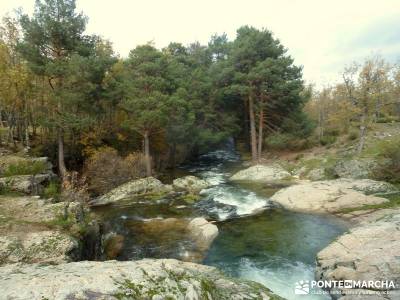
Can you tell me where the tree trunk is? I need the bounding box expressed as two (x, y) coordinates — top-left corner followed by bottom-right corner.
(243, 97), (249, 150)
(374, 98), (382, 122)
(58, 127), (67, 180)
(357, 110), (367, 154)
(24, 100), (29, 148)
(169, 143), (176, 168)
(144, 131), (152, 176)
(25, 122), (29, 148)
(318, 104), (324, 142)
(257, 106), (264, 161)
(248, 93), (258, 162)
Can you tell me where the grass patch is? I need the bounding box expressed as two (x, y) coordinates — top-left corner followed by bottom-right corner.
(141, 191), (169, 201)
(0, 185), (24, 196)
(0, 215), (13, 225)
(3, 160), (47, 177)
(44, 213), (75, 230)
(178, 193), (200, 204)
(338, 192), (400, 214)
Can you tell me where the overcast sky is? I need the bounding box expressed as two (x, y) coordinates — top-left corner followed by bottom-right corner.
(1, 0), (400, 87)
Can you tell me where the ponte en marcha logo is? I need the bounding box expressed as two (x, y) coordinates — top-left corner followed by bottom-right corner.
(294, 279), (398, 296)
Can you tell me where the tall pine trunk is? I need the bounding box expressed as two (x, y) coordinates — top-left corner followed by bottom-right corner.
(257, 106), (264, 161)
(243, 97), (249, 150)
(144, 131), (152, 176)
(357, 104), (368, 154)
(57, 127), (67, 180)
(248, 93), (258, 162)
(169, 143), (176, 168)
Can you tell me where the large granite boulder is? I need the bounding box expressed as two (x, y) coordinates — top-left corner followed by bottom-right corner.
(90, 177), (172, 206)
(270, 179), (396, 214)
(230, 164), (291, 182)
(173, 175), (210, 193)
(333, 159), (378, 179)
(0, 259), (282, 300)
(0, 196), (84, 265)
(0, 196), (82, 224)
(316, 212), (400, 299)
(0, 173), (52, 194)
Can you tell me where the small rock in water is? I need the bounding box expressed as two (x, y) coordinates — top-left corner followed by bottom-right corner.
(102, 233), (124, 260)
(194, 198), (237, 220)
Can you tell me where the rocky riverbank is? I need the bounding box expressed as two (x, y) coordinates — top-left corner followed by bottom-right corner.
(0, 259), (282, 300)
(230, 164), (398, 215)
(2, 148), (399, 300)
(230, 163), (400, 298)
(316, 210), (400, 299)
(0, 151), (285, 300)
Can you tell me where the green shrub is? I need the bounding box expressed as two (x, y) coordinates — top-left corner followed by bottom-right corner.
(324, 166), (338, 179)
(84, 147), (147, 195)
(265, 133), (313, 151)
(376, 115), (399, 123)
(320, 135), (337, 146)
(281, 111), (316, 138)
(42, 181), (61, 200)
(324, 128), (340, 136)
(45, 213), (75, 230)
(370, 137), (400, 183)
(265, 133), (290, 150)
(347, 130), (358, 141)
(3, 160), (47, 177)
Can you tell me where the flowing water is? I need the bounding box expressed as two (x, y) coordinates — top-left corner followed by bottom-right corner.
(93, 146), (347, 300)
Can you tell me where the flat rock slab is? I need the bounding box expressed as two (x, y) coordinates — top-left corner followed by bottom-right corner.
(337, 208), (400, 225)
(0, 259), (281, 300)
(0, 196), (82, 265)
(230, 164), (291, 182)
(0, 231), (78, 265)
(316, 213), (400, 298)
(0, 196), (81, 226)
(270, 179), (396, 213)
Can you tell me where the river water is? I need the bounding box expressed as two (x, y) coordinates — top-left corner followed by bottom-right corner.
(94, 147), (347, 300)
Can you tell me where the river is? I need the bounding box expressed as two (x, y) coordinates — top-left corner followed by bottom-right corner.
(93, 147), (347, 300)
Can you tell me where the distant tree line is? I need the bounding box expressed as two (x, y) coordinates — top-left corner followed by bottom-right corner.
(0, 0), (309, 186)
(306, 56), (400, 152)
